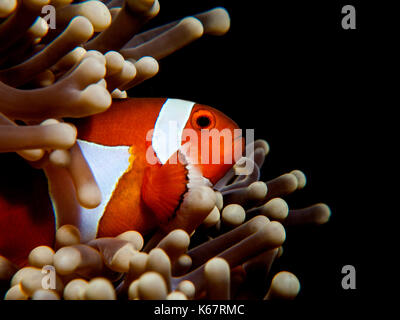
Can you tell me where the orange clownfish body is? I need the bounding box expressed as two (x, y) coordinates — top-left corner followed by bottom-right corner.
(0, 98), (243, 266)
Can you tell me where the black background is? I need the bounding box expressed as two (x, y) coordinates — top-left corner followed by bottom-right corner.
(128, 0), (394, 303)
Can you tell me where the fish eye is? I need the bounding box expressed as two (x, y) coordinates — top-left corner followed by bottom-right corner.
(196, 116), (211, 128)
(192, 109), (215, 130)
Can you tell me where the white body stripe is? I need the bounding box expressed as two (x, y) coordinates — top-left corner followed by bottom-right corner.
(152, 98), (195, 164)
(46, 140), (131, 243)
(76, 140), (131, 242)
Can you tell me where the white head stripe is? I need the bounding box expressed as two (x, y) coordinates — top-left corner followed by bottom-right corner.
(152, 98), (195, 164)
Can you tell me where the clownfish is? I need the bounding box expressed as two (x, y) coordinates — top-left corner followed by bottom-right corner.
(0, 98), (243, 266)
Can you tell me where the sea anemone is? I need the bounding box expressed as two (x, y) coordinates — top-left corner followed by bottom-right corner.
(0, 0), (331, 300)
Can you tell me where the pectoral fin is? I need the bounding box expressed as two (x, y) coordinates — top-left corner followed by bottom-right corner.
(141, 152), (188, 224)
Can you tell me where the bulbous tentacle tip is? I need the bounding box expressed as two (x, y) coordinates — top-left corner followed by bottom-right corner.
(198, 7), (231, 36)
(137, 271), (168, 300)
(78, 0), (112, 32)
(78, 84), (112, 116)
(117, 230), (144, 251)
(204, 257), (230, 299)
(28, 16), (49, 39)
(260, 197), (289, 221)
(77, 183), (102, 209)
(264, 271), (300, 300)
(53, 246), (81, 275)
(266, 221), (286, 246)
(0, 0), (17, 18)
(63, 278), (88, 300)
(49, 149), (71, 168)
(256, 139), (270, 155)
(314, 203), (332, 224)
(53, 244), (103, 277)
(221, 204), (246, 227)
(202, 206), (220, 228)
(290, 169), (307, 189)
(67, 16), (95, 42)
(184, 186), (217, 213)
(157, 230), (190, 257)
(55, 224), (81, 249)
(85, 277), (116, 300)
(28, 245), (54, 268)
(105, 51), (126, 76)
(179, 16), (204, 39)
